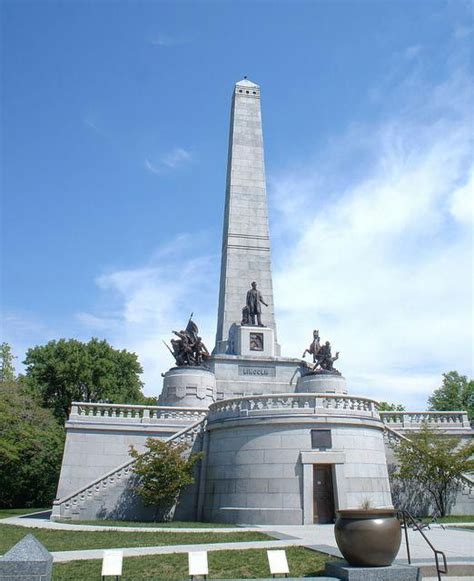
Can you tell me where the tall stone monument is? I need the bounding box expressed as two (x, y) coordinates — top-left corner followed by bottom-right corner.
(215, 78), (279, 356)
(208, 78), (311, 400)
(51, 78), (473, 530)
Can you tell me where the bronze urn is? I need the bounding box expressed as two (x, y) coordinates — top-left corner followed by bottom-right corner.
(334, 509), (401, 567)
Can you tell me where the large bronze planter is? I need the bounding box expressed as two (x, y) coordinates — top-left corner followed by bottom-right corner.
(334, 509), (401, 567)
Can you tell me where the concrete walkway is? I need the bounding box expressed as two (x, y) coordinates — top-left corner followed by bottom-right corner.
(51, 540), (302, 563)
(2, 512), (261, 533)
(268, 524), (474, 565)
(2, 512), (473, 570)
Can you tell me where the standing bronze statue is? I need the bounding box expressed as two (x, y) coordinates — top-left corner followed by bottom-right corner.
(164, 315), (210, 367)
(244, 281), (268, 326)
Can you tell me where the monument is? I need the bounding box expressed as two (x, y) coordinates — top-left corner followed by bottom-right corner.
(52, 78), (473, 527)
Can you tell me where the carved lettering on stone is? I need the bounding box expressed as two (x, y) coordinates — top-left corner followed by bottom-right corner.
(238, 365), (276, 377)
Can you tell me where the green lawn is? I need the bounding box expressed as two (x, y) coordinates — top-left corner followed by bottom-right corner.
(0, 508), (49, 519)
(57, 518), (235, 528)
(0, 524), (271, 554)
(53, 547), (336, 580)
(422, 515), (474, 523)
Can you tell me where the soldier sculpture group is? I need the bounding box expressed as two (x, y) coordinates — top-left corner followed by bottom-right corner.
(165, 315), (210, 367)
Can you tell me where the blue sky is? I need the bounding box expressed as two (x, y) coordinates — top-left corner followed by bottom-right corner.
(2, 0), (472, 408)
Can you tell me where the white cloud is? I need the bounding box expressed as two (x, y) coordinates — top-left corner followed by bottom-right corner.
(148, 34), (191, 47)
(76, 237), (218, 396)
(405, 44), (422, 60)
(450, 168), (474, 223)
(144, 147), (192, 175)
(270, 69), (473, 408)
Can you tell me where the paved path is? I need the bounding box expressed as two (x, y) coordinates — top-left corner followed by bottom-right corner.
(2, 513), (473, 569)
(2, 512), (260, 534)
(51, 540), (302, 563)
(268, 524), (474, 564)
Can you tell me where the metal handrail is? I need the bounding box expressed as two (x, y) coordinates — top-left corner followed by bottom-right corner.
(397, 509), (448, 580)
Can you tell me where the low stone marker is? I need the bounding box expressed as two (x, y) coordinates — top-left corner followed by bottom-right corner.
(0, 534), (53, 581)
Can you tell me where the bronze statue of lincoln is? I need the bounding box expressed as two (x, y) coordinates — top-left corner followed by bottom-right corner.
(246, 281), (268, 326)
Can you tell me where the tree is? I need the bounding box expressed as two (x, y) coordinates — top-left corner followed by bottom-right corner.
(0, 380), (65, 508)
(393, 423), (474, 517)
(428, 371), (474, 420)
(0, 343), (17, 382)
(378, 401), (406, 412)
(130, 438), (203, 521)
(24, 338), (145, 421)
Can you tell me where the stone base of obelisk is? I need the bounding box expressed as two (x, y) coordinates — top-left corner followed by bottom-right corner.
(325, 561), (422, 580)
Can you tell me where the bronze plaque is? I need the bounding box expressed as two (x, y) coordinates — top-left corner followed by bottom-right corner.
(249, 332), (264, 351)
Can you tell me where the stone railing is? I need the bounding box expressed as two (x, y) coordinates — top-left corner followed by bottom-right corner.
(380, 411), (470, 430)
(52, 417), (207, 518)
(208, 393), (379, 423)
(69, 402), (208, 423)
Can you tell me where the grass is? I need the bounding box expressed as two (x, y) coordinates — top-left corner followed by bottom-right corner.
(0, 508), (49, 519)
(0, 524), (272, 554)
(52, 547), (336, 580)
(421, 515), (474, 523)
(57, 518), (235, 528)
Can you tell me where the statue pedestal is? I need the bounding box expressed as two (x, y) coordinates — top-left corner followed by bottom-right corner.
(159, 367), (216, 408)
(230, 324), (275, 358)
(296, 370), (347, 394)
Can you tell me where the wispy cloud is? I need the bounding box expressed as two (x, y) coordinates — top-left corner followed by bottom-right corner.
(148, 34), (192, 47)
(405, 44), (423, 60)
(83, 116), (109, 138)
(270, 67), (473, 409)
(76, 236), (218, 394)
(144, 147), (192, 175)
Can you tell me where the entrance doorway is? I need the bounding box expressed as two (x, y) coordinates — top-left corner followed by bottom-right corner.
(313, 464), (335, 523)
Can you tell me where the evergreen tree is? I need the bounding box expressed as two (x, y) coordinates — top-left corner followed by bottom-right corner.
(0, 342), (17, 382)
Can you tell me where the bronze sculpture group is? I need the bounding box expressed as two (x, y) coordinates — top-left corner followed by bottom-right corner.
(302, 329), (340, 374)
(164, 315), (210, 367)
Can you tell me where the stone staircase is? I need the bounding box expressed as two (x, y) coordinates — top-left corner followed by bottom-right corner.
(51, 417), (207, 521)
(383, 424), (474, 503)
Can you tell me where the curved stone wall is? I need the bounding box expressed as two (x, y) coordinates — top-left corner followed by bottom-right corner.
(159, 367), (216, 408)
(202, 394), (393, 525)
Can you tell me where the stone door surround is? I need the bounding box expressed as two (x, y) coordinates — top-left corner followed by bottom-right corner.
(301, 450), (345, 525)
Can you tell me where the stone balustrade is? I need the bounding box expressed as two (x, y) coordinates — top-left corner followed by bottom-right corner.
(69, 402), (208, 423)
(208, 393), (380, 422)
(379, 411), (470, 429)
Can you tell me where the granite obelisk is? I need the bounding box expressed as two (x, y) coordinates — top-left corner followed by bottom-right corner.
(215, 78), (279, 355)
